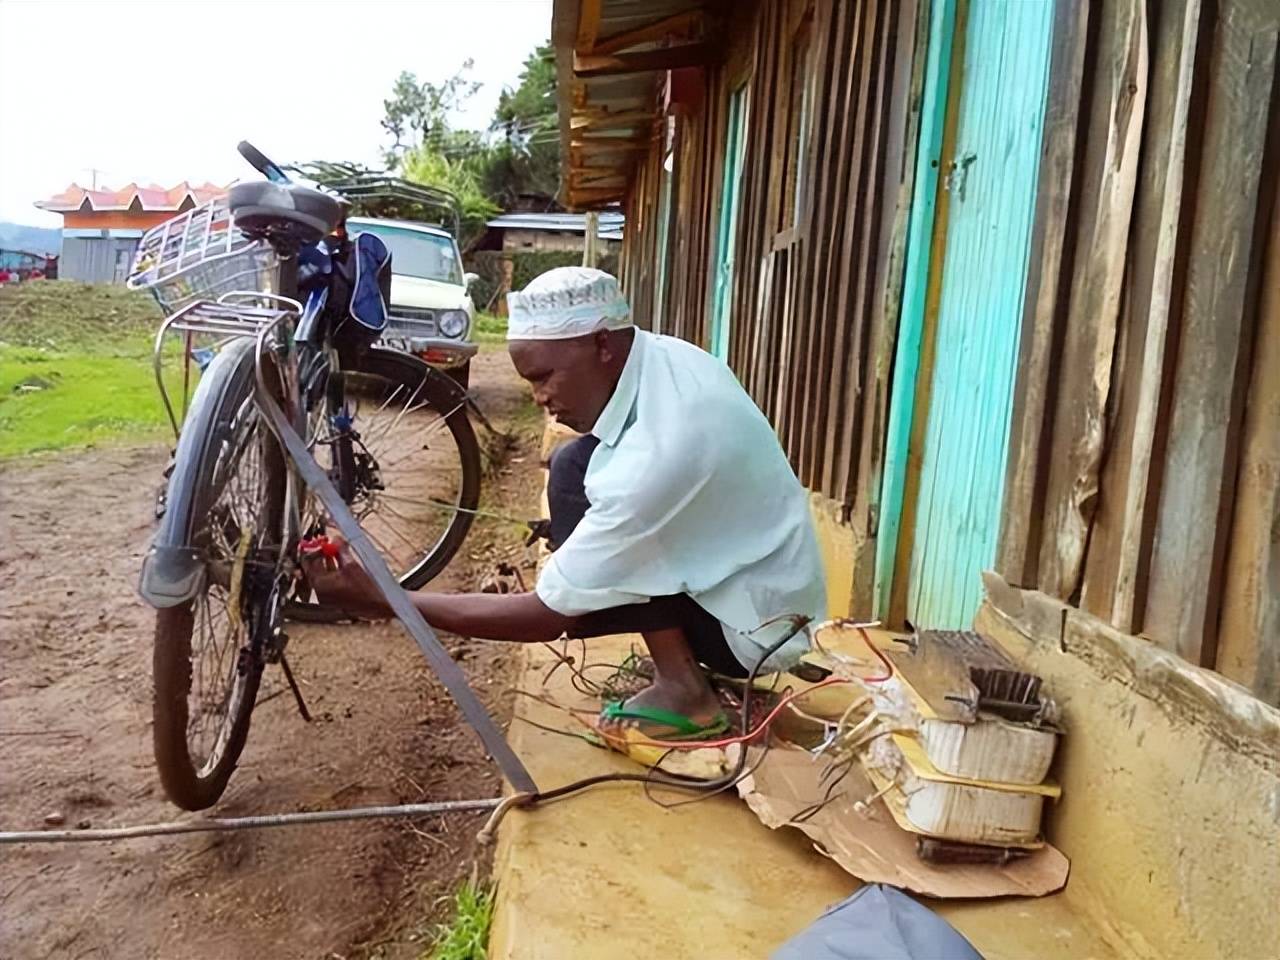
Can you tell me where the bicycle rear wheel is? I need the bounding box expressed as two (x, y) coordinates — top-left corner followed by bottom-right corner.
(152, 340), (286, 810)
(340, 348), (481, 588)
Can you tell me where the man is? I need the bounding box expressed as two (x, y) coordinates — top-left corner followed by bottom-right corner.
(306, 267), (826, 740)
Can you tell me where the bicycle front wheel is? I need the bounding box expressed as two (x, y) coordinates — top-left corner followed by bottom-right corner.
(152, 339), (285, 810)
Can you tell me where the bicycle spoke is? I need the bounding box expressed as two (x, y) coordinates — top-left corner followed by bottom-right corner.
(362, 377), (429, 448)
(364, 507), (426, 557)
(370, 499), (445, 545)
(366, 406), (452, 453)
(180, 404), (276, 773)
(303, 362), (475, 589)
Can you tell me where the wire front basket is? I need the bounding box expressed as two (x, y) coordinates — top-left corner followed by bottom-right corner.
(127, 196), (279, 316)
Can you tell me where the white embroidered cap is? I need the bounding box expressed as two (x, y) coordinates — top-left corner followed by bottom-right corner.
(506, 266), (633, 340)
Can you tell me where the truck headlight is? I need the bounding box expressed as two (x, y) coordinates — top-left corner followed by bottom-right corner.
(439, 310), (468, 338)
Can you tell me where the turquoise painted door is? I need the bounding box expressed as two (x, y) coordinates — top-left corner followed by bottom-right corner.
(709, 84), (748, 360)
(906, 0), (1054, 628)
(874, 0), (958, 619)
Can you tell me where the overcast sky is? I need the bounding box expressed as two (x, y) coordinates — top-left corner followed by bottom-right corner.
(0, 0), (553, 225)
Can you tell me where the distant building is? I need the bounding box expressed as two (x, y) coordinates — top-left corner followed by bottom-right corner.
(473, 211), (624, 254)
(35, 181), (226, 283)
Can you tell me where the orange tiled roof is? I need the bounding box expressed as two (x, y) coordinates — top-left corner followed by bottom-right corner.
(35, 180), (228, 213)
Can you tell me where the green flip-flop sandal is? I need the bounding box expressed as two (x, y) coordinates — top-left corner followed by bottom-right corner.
(599, 700), (731, 741)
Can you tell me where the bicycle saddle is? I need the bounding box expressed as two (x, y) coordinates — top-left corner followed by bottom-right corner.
(228, 180), (344, 250)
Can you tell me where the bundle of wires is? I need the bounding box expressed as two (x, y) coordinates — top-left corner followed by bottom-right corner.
(528, 615), (820, 807)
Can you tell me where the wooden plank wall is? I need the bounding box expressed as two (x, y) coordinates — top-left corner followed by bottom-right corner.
(997, 0), (1280, 702)
(618, 0), (925, 523)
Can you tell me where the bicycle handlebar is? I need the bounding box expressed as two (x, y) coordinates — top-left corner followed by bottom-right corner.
(237, 141), (291, 184)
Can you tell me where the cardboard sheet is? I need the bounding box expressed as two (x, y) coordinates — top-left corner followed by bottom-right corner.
(734, 744), (1070, 899)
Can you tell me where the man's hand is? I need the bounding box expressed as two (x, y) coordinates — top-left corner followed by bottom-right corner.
(299, 537), (392, 620)
(299, 534), (575, 642)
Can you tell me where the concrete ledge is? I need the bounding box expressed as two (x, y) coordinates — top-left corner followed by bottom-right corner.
(978, 572), (1280, 959)
(982, 571), (1280, 771)
(488, 637), (856, 960)
(489, 636), (1121, 960)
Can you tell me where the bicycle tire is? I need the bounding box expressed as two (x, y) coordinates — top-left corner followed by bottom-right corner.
(152, 339), (284, 810)
(358, 349), (480, 588)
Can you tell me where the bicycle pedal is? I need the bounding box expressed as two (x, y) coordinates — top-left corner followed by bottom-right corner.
(298, 536), (340, 559)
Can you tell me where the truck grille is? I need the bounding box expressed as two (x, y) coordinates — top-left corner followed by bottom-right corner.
(385, 305), (437, 337)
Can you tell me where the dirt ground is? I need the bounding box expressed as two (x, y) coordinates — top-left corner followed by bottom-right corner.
(0, 349), (543, 960)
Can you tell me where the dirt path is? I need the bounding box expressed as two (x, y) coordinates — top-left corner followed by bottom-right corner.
(0, 350), (542, 960)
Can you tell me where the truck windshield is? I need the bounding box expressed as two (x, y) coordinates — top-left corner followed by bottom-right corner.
(351, 222), (463, 285)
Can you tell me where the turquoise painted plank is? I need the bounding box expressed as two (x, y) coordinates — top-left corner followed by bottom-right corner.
(907, 0), (1054, 628)
(873, 0), (959, 620)
(710, 86), (748, 360)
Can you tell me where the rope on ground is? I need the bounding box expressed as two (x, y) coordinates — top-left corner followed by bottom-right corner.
(0, 798), (504, 845)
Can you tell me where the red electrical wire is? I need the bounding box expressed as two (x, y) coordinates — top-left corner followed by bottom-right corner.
(857, 626), (895, 684)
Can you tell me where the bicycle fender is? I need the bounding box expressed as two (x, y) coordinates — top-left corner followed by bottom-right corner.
(138, 545), (206, 608)
(139, 339), (257, 610)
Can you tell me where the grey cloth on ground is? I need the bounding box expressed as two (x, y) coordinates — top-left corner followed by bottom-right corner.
(771, 884), (984, 960)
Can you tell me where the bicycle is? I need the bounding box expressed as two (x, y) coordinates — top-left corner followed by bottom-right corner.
(130, 142), (482, 810)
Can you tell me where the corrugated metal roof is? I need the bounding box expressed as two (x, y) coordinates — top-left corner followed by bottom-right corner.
(486, 211), (625, 239)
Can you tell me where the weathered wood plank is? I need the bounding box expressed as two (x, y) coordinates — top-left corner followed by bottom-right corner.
(1035, 0), (1148, 601)
(1216, 184), (1280, 704)
(1144, 0), (1279, 664)
(592, 10), (703, 56)
(820, 0), (883, 496)
(854, 0), (925, 546)
(995, 0), (1093, 588)
(798, 0), (862, 489)
(874, 0), (960, 618)
(835, 0), (896, 508)
(782, 5), (837, 465)
(576, 0), (603, 52)
(1081, 0), (1207, 630)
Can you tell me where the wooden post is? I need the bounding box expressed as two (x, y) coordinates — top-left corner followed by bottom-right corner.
(582, 211), (600, 268)
(497, 256), (514, 317)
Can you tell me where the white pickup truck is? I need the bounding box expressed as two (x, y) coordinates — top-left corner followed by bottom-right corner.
(347, 216), (479, 387)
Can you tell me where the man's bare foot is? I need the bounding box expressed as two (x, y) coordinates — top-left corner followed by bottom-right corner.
(599, 674), (725, 737)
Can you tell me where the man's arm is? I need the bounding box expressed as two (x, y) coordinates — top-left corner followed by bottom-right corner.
(409, 590), (572, 643)
(301, 541), (574, 642)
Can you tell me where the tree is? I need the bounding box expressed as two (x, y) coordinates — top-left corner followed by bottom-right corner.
(355, 42), (561, 247)
(486, 42), (559, 206)
(400, 148), (498, 248)
(380, 63), (483, 169)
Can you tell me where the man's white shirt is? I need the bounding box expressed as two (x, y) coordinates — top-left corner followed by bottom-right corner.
(535, 329), (828, 670)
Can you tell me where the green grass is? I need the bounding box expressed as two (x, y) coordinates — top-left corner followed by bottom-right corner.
(0, 281), (180, 458)
(473, 312), (507, 344)
(0, 346), (184, 457)
(424, 879), (495, 960)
